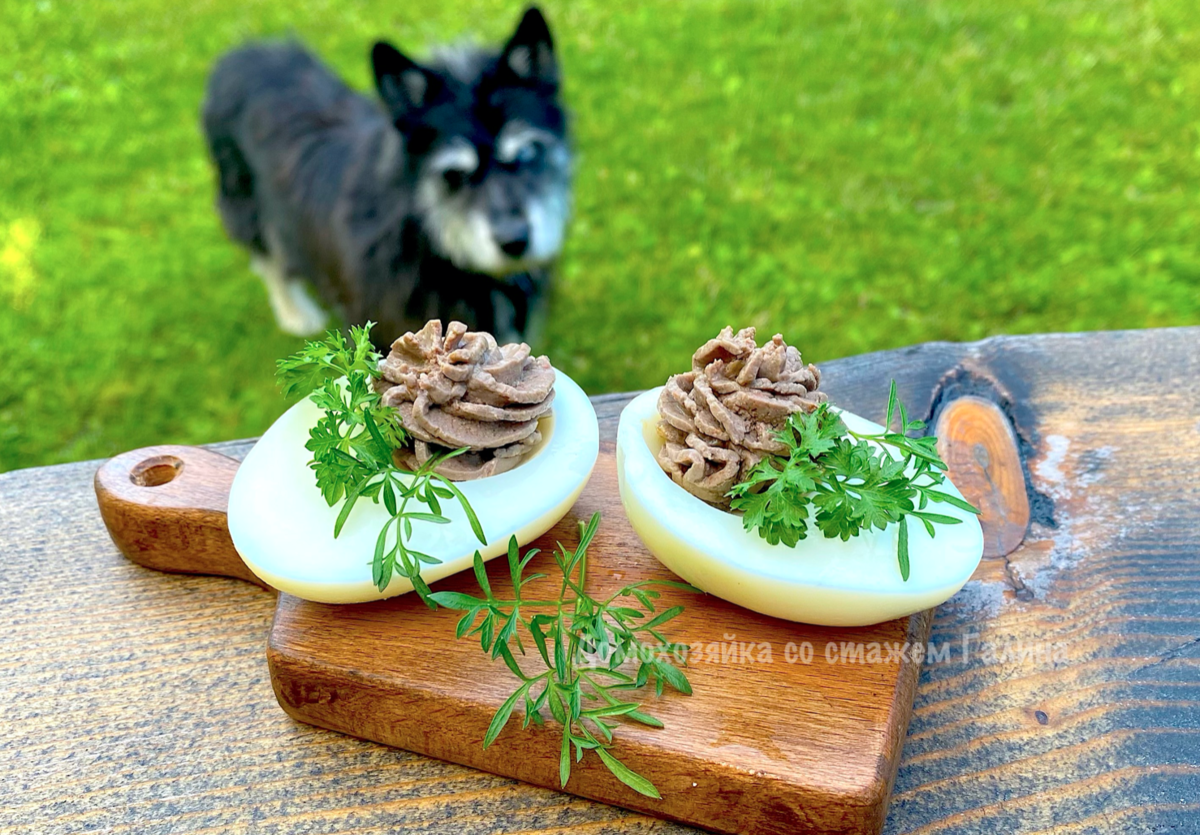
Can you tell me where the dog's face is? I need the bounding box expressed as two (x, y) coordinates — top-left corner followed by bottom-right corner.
(372, 8), (570, 277)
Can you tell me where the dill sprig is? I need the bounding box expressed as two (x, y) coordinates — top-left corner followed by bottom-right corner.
(728, 380), (980, 580)
(275, 323), (487, 600)
(431, 512), (698, 799)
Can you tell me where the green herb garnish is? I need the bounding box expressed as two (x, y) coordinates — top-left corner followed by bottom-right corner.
(728, 380), (980, 580)
(431, 512), (698, 798)
(275, 323), (487, 600)
(278, 330), (697, 791)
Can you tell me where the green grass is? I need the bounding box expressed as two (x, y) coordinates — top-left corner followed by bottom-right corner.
(2, 0), (1199, 472)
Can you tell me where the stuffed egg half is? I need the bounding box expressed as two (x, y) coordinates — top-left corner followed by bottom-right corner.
(616, 388), (984, 626)
(227, 369), (598, 603)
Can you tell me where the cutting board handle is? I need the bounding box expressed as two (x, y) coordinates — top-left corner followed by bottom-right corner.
(95, 444), (269, 588)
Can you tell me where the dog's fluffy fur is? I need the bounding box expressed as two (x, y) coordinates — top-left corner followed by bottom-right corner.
(202, 7), (570, 347)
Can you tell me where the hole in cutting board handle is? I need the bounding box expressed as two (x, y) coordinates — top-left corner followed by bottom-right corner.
(130, 455), (184, 487)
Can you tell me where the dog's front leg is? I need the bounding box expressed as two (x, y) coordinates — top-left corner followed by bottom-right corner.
(250, 253), (329, 337)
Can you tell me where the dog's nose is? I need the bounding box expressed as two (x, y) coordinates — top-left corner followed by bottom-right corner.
(496, 221), (530, 258)
(499, 234), (529, 258)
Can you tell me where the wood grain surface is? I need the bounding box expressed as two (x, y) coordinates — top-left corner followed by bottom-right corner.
(3, 327), (1199, 835)
(933, 397), (1029, 559)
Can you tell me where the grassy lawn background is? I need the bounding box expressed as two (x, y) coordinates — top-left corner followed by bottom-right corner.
(2, 0), (1198, 472)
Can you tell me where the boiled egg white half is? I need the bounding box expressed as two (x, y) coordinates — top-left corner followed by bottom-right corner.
(616, 388), (984, 626)
(227, 369), (599, 603)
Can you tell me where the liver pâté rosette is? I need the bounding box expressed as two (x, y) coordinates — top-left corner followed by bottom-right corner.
(655, 327), (826, 506)
(616, 326), (984, 627)
(376, 320), (557, 480)
(227, 319), (599, 604)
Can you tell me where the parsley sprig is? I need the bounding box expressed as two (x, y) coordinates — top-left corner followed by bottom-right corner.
(432, 513), (698, 799)
(275, 323), (487, 600)
(728, 381), (979, 580)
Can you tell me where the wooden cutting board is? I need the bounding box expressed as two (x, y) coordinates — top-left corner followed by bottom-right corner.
(95, 398), (1020, 835)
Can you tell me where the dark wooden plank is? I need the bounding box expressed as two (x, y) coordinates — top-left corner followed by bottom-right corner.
(2, 326), (1198, 835)
(814, 328), (1200, 834)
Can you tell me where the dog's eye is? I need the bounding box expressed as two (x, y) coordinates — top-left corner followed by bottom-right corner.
(443, 168), (468, 191)
(516, 141), (542, 165)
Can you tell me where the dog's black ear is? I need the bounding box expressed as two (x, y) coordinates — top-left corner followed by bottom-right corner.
(499, 7), (557, 88)
(372, 41), (443, 118)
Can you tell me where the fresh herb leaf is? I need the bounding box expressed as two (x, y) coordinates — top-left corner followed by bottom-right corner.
(450, 513), (698, 799)
(596, 747), (662, 799)
(729, 380), (980, 580)
(484, 685), (528, 749)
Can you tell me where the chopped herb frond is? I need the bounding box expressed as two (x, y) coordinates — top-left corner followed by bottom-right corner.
(729, 380), (980, 579)
(275, 323), (486, 598)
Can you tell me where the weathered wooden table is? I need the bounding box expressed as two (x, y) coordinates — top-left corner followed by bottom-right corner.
(3, 328), (1198, 834)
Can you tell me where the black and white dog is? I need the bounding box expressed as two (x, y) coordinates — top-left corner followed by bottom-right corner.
(202, 7), (570, 347)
